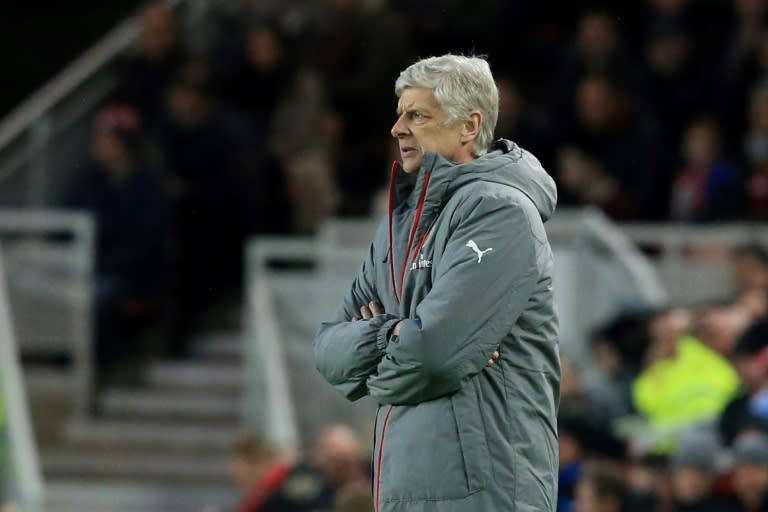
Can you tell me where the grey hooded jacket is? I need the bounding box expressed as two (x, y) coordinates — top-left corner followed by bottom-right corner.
(314, 140), (560, 512)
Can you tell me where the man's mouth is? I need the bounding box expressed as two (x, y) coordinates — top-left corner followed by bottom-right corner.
(400, 147), (418, 157)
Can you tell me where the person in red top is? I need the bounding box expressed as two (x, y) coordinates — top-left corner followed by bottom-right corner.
(230, 425), (366, 512)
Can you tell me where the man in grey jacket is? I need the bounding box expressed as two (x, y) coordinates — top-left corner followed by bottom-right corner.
(314, 54), (560, 512)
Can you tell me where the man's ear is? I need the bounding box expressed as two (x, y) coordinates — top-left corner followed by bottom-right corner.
(460, 111), (483, 145)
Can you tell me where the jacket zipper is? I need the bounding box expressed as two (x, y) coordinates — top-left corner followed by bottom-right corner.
(388, 161), (432, 304)
(375, 405), (394, 511)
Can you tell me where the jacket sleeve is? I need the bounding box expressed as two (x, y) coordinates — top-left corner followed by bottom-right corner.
(367, 194), (542, 405)
(314, 240), (400, 402)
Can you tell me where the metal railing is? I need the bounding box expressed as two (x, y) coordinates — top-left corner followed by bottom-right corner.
(0, 0), (211, 208)
(0, 210), (94, 419)
(0, 244), (44, 512)
(621, 223), (768, 305)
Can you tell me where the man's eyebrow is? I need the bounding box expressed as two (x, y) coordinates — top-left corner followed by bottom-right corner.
(396, 103), (431, 115)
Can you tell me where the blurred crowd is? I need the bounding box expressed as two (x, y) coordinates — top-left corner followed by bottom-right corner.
(69, 0), (768, 367)
(60, 0), (768, 509)
(557, 242), (768, 512)
(222, 425), (373, 512)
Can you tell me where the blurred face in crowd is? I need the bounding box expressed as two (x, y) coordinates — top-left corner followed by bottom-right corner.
(738, 0), (766, 20)
(391, 87), (481, 173)
(649, 0), (690, 15)
(93, 131), (129, 167)
(575, 479), (621, 512)
(496, 78), (522, 133)
(229, 456), (268, 493)
(734, 252), (768, 293)
(649, 308), (691, 359)
(683, 121), (721, 168)
(139, 4), (177, 58)
(696, 305), (752, 355)
(750, 90), (768, 133)
(647, 32), (689, 75)
(247, 27), (283, 71)
(733, 463), (768, 509)
(313, 425), (363, 486)
(673, 468), (713, 504)
(166, 83), (211, 128)
(577, 78), (618, 130)
(559, 432), (582, 467)
(579, 13), (618, 60)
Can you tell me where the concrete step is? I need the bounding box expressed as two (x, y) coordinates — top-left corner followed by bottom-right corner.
(45, 479), (236, 512)
(100, 388), (241, 420)
(145, 360), (241, 390)
(66, 418), (238, 451)
(42, 449), (230, 482)
(191, 332), (242, 361)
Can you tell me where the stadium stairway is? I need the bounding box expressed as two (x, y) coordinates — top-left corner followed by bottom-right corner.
(24, 332), (243, 512)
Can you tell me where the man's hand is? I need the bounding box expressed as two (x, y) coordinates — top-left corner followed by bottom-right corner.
(487, 349), (500, 368)
(352, 301), (385, 321)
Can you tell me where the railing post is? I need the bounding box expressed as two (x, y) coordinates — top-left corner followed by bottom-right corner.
(26, 118), (52, 207)
(73, 214), (96, 419)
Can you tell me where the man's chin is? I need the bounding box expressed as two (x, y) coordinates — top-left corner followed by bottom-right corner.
(401, 158), (422, 174)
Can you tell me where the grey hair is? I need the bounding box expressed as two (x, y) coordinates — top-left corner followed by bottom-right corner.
(395, 54), (499, 156)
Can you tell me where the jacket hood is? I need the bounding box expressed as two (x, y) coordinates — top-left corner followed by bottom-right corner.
(445, 139), (557, 222)
(397, 139), (557, 222)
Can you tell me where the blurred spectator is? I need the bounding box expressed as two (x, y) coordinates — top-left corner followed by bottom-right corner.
(332, 482), (373, 512)
(115, 2), (185, 126)
(668, 433), (723, 511)
(68, 105), (170, 378)
(696, 301), (755, 356)
(624, 455), (671, 512)
(670, 119), (742, 222)
(745, 84), (768, 219)
(311, 424), (367, 489)
(553, 10), (639, 127)
(219, 23), (292, 131)
(579, 310), (654, 421)
(564, 74), (663, 219)
(721, 320), (768, 446)
(725, 0), (768, 76)
(640, 21), (703, 169)
(721, 433), (768, 511)
(495, 77), (552, 165)
(230, 431), (335, 512)
(558, 415), (626, 512)
(281, 149), (340, 234)
(154, 74), (260, 355)
(575, 463), (628, 512)
(732, 244), (768, 296)
(556, 146), (630, 218)
(632, 308), (740, 450)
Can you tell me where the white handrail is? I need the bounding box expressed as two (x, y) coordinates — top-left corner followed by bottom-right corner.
(582, 209), (668, 305)
(0, 19), (137, 150)
(0, 244), (45, 510)
(0, 0), (189, 153)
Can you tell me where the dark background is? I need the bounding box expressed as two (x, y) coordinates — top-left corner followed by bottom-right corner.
(0, 0), (140, 116)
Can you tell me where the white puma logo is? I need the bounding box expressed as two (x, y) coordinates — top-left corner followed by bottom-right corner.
(466, 240), (493, 263)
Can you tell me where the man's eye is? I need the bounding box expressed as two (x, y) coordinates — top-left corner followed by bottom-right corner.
(411, 112), (424, 121)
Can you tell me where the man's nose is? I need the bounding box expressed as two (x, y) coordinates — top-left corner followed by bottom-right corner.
(391, 115), (408, 138)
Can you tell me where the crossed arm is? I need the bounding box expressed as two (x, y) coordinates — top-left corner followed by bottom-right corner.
(314, 196), (540, 405)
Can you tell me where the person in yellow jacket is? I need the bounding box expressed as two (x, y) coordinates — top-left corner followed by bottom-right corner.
(632, 309), (740, 451)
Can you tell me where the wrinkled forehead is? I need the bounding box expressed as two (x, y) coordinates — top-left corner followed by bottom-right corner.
(396, 87), (442, 114)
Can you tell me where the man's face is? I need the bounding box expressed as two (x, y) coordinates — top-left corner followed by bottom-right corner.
(391, 87), (469, 174)
(575, 480), (619, 512)
(229, 457), (263, 493)
(733, 463), (768, 507)
(673, 468), (712, 504)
